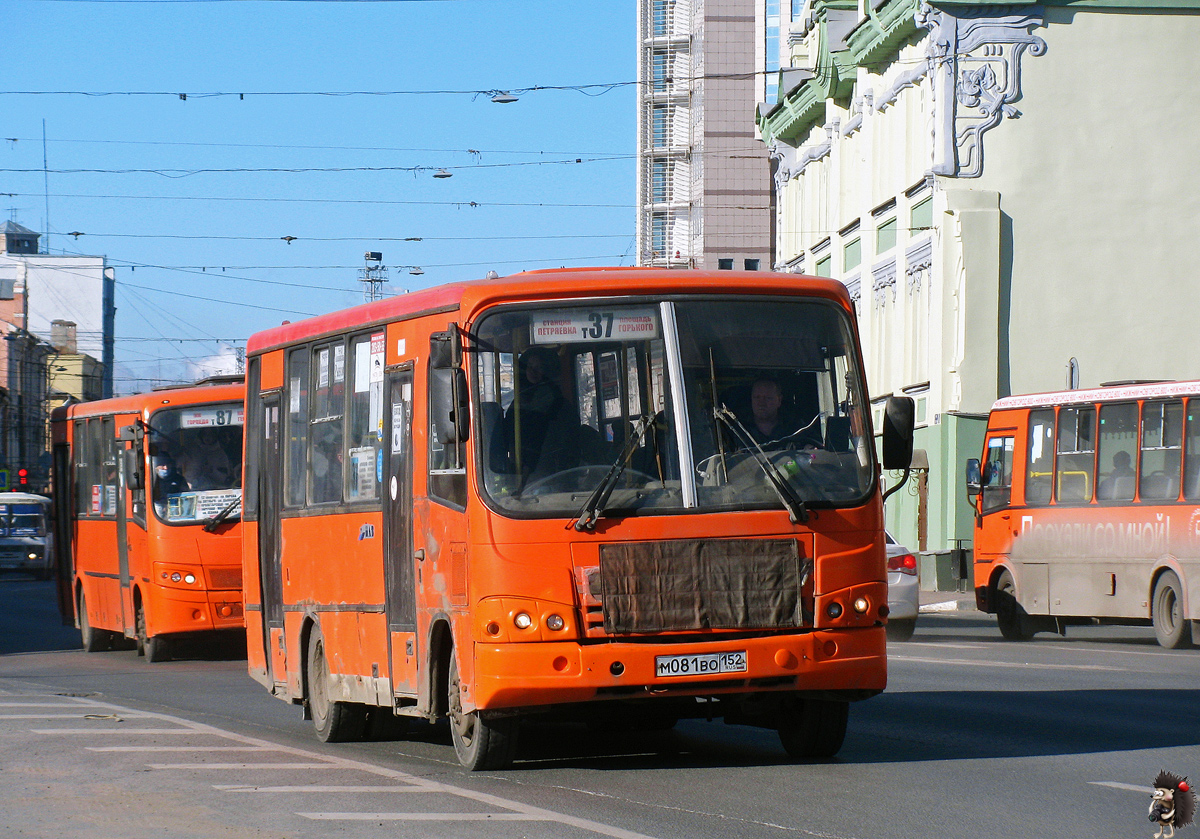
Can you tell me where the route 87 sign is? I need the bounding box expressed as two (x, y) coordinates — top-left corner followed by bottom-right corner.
(530, 308), (659, 344)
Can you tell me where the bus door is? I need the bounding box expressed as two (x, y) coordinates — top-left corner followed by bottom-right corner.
(113, 422), (136, 637)
(257, 394), (287, 690)
(382, 366), (417, 698)
(976, 431), (1017, 571)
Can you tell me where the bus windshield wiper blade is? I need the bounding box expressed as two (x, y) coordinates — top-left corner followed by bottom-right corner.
(571, 414), (655, 532)
(712, 405), (808, 523)
(203, 496), (242, 533)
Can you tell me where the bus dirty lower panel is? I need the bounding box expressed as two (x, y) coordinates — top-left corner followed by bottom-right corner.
(597, 538), (806, 633)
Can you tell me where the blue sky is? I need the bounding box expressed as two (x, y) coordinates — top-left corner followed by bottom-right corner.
(4, 0), (636, 392)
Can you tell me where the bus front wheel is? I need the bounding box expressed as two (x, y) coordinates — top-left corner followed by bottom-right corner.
(994, 570), (1033, 641)
(78, 592), (111, 653)
(1153, 571), (1193, 649)
(136, 601), (170, 663)
(305, 626), (366, 742)
(777, 696), (849, 759)
(447, 653), (517, 770)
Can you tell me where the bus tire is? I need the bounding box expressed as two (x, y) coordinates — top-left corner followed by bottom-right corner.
(778, 697), (849, 759)
(305, 627), (366, 743)
(994, 570), (1033, 641)
(1152, 571), (1192, 649)
(447, 652), (517, 770)
(136, 601), (170, 663)
(78, 592), (111, 653)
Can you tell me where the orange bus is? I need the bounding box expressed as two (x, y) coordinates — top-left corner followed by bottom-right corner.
(242, 268), (914, 769)
(51, 377), (246, 662)
(967, 380), (1200, 648)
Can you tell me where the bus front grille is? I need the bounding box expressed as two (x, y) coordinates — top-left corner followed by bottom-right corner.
(577, 538), (808, 636)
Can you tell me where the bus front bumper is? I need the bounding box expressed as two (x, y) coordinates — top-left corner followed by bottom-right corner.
(471, 626), (885, 712)
(152, 588), (245, 633)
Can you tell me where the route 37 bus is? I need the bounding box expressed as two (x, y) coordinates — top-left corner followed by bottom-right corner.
(51, 377), (246, 662)
(242, 267), (914, 769)
(967, 379), (1200, 648)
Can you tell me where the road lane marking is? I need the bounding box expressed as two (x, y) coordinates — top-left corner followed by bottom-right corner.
(21, 692), (664, 839)
(148, 762), (342, 770)
(217, 785), (432, 793)
(90, 746), (274, 752)
(1090, 782), (1152, 793)
(0, 712), (153, 719)
(301, 812), (555, 821)
(888, 655), (1124, 671)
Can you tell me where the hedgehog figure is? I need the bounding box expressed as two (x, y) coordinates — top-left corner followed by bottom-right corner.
(1150, 771), (1197, 838)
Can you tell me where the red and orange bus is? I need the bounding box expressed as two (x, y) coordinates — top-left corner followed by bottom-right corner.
(51, 377), (246, 662)
(967, 380), (1200, 648)
(242, 268), (913, 769)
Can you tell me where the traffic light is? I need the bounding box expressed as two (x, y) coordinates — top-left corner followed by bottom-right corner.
(17, 468), (27, 486)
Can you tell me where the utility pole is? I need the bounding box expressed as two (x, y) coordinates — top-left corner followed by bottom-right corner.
(359, 252), (389, 303)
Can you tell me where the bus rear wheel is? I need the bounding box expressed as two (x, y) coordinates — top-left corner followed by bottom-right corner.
(994, 570), (1033, 641)
(136, 601), (170, 663)
(447, 653), (517, 770)
(1153, 571), (1192, 649)
(78, 592), (111, 653)
(778, 696), (849, 759)
(305, 626), (366, 742)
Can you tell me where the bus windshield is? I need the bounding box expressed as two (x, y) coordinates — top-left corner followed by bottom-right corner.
(0, 503), (46, 537)
(149, 402), (244, 525)
(473, 297), (873, 518)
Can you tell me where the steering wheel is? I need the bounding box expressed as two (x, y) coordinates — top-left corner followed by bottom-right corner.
(523, 464), (657, 496)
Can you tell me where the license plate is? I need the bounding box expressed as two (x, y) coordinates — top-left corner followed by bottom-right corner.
(654, 650), (747, 678)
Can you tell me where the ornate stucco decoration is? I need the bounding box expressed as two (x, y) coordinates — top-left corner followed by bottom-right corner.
(844, 273), (862, 306)
(872, 258), (897, 307)
(920, 4), (1047, 178)
(905, 238), (934, 293)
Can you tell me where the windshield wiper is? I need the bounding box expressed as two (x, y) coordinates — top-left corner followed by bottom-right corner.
(203, 496), (242, 533)
(571, 414), (656, 532)
(712, 405), (808, 523)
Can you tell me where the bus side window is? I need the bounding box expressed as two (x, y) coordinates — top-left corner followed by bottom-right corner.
(1097, 402), (1137, 501)
(1025, 409), (1054, 506)
(1185, 401), (1200, 500)
(1139, 400), (1182, 501)
(981, 435), (1014, 513)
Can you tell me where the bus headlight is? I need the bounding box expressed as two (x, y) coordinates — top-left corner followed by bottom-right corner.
(546, 614), (565, 631)
(476, 597), (577, 642)
(852, 597), (869, 614)
(513, 612), (533, 630)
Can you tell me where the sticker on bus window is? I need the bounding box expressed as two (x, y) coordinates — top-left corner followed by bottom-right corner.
(333, 344), (345, 383)
(529, 308), (659, 344)
(318, 349), (330, 388)
(180, 407), (244, 428)
(350, 447), (376, 496)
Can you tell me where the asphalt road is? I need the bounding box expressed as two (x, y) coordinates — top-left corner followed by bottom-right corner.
(1, 576), (1197, 839)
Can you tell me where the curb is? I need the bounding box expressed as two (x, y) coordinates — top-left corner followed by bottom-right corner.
(918, 598), (976, 613)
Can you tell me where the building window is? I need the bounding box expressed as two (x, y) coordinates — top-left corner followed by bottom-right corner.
(877, 218), (897, 253)
(651, 106), (670, 148)
(651, 49), (670, 92)
(717, 258), (734, 270)
(911, 196), (933, 232)
(651, 212), (668, 258)
(744, 259), (760, 271)
(844, 238), (861, 272)
(815, 255), (832, 277)
(651, 0), (672, 36)
(651, 159), (672, 204)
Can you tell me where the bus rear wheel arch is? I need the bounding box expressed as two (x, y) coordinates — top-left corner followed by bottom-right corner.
(77, 589), (112, 653)
(1152, 570), (1193, 650)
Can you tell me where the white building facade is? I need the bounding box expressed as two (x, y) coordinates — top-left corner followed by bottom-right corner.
(758, 0), (1200, 555)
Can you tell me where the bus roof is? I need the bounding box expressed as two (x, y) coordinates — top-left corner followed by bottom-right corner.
(991, 379), (1200, 411)
(57, 381), (246, 421)
(0, 492), (50, 504)
(245, 267), (853, 356)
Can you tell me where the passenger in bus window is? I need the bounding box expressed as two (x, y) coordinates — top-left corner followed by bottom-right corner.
(502, 347), (567, 480)
(310, 423), (343, 503)
(178, 428), (237, 491)
(742, 378), (821, 450)
(1097, 450), (1135, 500)
(152, 453), (188, 498)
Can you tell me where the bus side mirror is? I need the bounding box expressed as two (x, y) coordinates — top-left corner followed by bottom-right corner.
(881, 395), (915, 470)
(123, 448), (144, 491)
(430, 367), (469, 444)
(965, 458), (981, 498)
